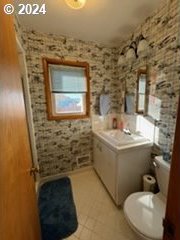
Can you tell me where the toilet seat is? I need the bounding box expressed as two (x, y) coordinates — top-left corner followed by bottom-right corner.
(124, 192), (166, 240)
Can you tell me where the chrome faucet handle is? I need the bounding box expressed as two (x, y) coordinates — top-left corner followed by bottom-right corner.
(123, 128), (131, 135)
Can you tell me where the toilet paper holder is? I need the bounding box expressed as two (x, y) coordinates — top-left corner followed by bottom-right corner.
(152, 160), (159, 168)
(143, 174), (156, 192)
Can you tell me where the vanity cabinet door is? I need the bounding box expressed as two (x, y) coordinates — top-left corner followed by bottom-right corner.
(93, 138), (102, 176)
(93, 136), (117, 201)
(101, 144), (116, 200)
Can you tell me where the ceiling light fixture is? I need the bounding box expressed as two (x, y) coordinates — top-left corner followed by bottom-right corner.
(126, 41), (137, 61)
(65, 0), (86, 9)
(118, 47), (126, 66)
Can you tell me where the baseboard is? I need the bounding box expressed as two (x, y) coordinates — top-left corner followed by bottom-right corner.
(37, 165), (93, 191)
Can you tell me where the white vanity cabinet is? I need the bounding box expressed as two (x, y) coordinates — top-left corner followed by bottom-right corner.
(93, 134), (152, 205)
(93, 137), (102, 176)
(93, 137), (117, 201)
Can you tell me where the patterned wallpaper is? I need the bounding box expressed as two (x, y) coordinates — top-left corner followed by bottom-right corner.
(14, 0), (180, 177)
(21, 30), (121, 177)
(117, 0), (180, 154)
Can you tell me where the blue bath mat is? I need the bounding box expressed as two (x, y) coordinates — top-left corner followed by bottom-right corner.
(38, 177), (78, 240)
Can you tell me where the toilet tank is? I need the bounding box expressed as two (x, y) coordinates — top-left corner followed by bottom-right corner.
(155, 156), (170, 198)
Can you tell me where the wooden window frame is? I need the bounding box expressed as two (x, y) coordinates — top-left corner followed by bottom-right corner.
(136, 68), (148, 114)
(42, 58), (90, 120)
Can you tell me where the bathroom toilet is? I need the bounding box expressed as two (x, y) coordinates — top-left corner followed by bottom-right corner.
(124, 156), (170, 240)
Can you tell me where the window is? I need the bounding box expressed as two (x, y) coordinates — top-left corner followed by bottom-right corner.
(43, 58), (90, 120)
(136, 69), (147, 114)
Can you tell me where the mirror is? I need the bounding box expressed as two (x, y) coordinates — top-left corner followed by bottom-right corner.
(122, 62), (149, 115)
(136, 68), (148, 114)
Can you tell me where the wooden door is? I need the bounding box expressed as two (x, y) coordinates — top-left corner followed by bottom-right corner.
(163, 97), (180, 240)
(0, 1), (41, 240)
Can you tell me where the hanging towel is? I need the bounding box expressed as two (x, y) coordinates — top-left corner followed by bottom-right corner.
(99, 94), (110, 116)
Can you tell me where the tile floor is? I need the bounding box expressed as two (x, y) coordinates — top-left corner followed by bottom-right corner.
(65, 169), (139, 240)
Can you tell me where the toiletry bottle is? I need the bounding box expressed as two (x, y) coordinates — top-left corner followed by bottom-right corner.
(118, 120), (124, 130)
(112, 118), (117, 129)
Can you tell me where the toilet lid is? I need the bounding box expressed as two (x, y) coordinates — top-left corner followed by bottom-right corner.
(124, 192), (166, 240)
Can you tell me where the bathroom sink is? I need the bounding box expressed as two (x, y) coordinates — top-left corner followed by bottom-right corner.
(100, 130), (147, 146)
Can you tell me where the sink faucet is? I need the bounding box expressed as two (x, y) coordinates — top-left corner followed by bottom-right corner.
(123, 128), (131, 135)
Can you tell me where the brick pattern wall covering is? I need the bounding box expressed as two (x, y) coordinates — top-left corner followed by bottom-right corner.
(22, 31), (120, 177)
(14, 0), (180, 177)
(117, 0), (180, 153)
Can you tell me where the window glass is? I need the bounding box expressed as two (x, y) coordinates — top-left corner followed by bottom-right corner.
(50, 65), (87, 92)
(43, 58), (90, 120)
(53, 93), (86, 115)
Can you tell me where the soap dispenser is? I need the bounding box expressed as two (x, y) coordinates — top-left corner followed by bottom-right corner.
(112, 118), (117, 129)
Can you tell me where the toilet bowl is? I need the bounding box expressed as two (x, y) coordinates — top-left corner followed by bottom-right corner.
(124, 156), (170, 240)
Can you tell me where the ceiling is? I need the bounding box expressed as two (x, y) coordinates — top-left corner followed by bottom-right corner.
(14, 0), (164, 47)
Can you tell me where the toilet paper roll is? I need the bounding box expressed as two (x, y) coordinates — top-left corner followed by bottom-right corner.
(143, 174), (156, 192)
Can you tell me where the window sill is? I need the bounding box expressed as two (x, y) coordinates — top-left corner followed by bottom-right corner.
(47, 113), (90, 121)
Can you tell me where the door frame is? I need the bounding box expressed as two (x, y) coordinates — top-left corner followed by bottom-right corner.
(16, 37), (40, 180)
(163, 96), (180, 240)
